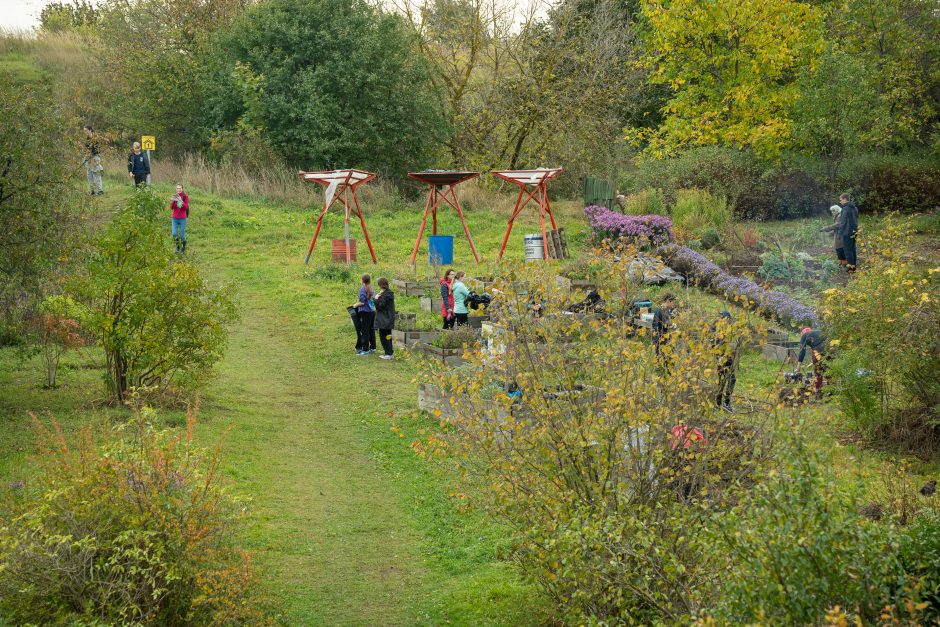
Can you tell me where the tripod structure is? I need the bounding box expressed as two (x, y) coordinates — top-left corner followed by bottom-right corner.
(298, 169), (377, 264)
(408, 171), (481, 267)
(492, 168), (564, 261)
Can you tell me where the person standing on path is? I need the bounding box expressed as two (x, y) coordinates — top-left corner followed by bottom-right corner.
(355, 274), (377, 355)
(838, 194), (859, 272)
(821, 204), (846, 269)
(170, 184), (189, 254)
(373, 277), (396, 359)
(127, 141), (150, 186)
(439, 269), (456, 330)
(452, 271), (470, 326)
(83, 125), (103, 195)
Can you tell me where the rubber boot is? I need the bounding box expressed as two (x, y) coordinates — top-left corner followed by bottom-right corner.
(181, 239), (186, 254)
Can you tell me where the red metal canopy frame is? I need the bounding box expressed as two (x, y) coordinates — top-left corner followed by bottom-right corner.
(491, 168), (564, 261)
(298, 169), (377, 264)
(407, 171), (481, 267)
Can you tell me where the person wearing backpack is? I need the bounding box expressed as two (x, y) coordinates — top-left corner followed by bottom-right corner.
(373, 277), (396, 359)
(170, 184), (189, 253)
(452, 271), (470, 326)
(354, 274), (377, 355)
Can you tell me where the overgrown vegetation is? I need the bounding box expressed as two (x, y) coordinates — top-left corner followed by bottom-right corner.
(0, 408), (269, 624)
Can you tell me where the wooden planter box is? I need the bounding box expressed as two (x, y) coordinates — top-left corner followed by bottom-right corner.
(392, 278), (438, 297)
(763, 340), (801, 364)
(421, 342), (470, 366)
(469, 276), (496, 292)
(556, 276), (597, 292)
(395, 312), (417, 331)
(417, 383), (513, 425)
(392, 329), (440, 348)
(420, 296), (444, 313)
(466, 314), (490, 329)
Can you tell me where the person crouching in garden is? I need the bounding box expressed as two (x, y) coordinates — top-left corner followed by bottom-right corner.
(821, 204), (846, 269)
(354, 274), (377, 355)
(712, 310), (739, 412)
(170, 184), (189, 253)
(452, 271), (470, 326)
(440, 268), (456, 329)
(127, 141), (150, 186)
(796, 327), (828, 396)
(373, 277), (396, 360)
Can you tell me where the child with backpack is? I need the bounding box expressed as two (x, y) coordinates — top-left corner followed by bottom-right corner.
(354, 274), (376, 355)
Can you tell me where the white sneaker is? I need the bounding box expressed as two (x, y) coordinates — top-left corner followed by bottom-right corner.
(380, 354), (394, 360)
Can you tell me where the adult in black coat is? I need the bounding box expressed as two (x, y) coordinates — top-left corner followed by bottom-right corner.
(838, 194), (859, 272)
(127, 141), (151, 186)
(373, 277), (396, 359)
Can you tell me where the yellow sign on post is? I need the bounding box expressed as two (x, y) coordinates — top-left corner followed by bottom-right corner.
(141, 135), (156, 151)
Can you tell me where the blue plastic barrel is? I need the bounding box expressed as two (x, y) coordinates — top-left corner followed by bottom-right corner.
(428, 235), (455, 265)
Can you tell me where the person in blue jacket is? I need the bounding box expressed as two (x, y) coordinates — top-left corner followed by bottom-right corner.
(127, 141), (150, 186)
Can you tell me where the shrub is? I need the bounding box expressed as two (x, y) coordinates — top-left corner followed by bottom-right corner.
(32, 295), (87, 389)
(899, 511), (940, 621)
(73, 189), (238, 401)
(0, 410), (270, 624)
(821, 217), (940, 448)
(432, 325), (479, 349)
(584, 205), (673, 246)
(671, 189), (732, 235)
(622, 188), (667, 216)
(849, 154), (940, 214)
(708, 433), (907, 624)
(417, 260), (766, 623)
(757, 250), (807, 283)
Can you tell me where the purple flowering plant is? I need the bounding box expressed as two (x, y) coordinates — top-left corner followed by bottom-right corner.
(585, 205), (673, 247)
(660, 243), (818, 326)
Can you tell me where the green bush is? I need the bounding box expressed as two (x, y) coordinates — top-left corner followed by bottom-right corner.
(709, 434), (905, 624)
(0, 412), (270, 624)
(847, 154), (940, 214)
(622, 188), (667, 215)
(73, 189), (238, 401)
(757, 250), (807, 282)
(822, 218), (940, 445)
(671, 189), (732, 235)
(899, 511), (940, 621)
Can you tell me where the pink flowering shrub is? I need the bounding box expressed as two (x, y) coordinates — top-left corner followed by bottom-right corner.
(585, 205), (673, 247)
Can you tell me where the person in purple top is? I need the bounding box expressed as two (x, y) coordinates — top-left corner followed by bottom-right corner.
(354, 274), (377, 355)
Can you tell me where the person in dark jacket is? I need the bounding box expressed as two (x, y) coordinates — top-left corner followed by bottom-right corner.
(711, 310), (739, 411)
(652, 292), (676, 354)
(127, 141), (150, 186)
(796, 327), (828, 394)
(373, 277), (396, 359)
(354, 274), (376, 355)
(838, 194), (859, 272)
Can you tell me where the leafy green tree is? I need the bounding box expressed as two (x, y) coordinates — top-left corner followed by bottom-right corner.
(207, 0), (447, 181)
(39, 0), (99, 32)
(75, 189), (237, 401)
(637, 0), (824, 159)
(0, 73), (86, 343)
(791, 49), (878, 193)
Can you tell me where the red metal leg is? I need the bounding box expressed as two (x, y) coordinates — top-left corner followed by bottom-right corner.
(351, 187), (377, 263)
(543, 184), (558, 230)
(445, 187), (480, 263)
(305, 203), (331, 264)
(432, 188), (438, 235)
(497, 187), (529, 261)
(539, 186), (549, 260)
(410, 191), (434, 267)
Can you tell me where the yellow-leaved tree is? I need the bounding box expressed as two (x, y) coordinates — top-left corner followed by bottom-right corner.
(636, 0), (823, 159)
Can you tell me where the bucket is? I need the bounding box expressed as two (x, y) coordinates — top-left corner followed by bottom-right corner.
(524, 234), (545, 261)
(331, 239), (357, 263)
(428, 235), (454, 265)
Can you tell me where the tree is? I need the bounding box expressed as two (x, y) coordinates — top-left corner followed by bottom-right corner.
(207, 0), (448, 181)
(637, 0), (824, 159)
(75, 189), (237, 401)
(0, 73), (85, 343)
(791, 49), (878, 193)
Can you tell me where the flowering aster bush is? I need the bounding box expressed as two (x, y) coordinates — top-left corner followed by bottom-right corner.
(585, 205), (673, 246)
(661, 243), (818, 326)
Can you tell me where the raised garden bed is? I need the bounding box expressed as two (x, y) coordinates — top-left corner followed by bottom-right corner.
(392, 278), (438, 297)
(556, 276), (598, 292)
(420, 296), (444, 313)
(395, 312), (416, 331)
(417, 382), (513, 423)
(466, 314), (490, 329)
(763, 340), (801, 364)
(392, 329), (440, 348)
(421, 343), (470, 366)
